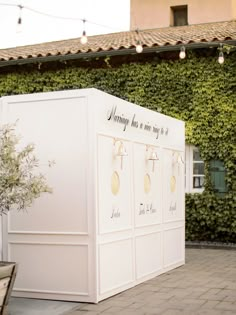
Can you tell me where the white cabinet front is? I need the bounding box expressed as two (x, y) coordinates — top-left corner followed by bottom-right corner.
(133, 143), (162, 227)
(97, 135), (133, 234)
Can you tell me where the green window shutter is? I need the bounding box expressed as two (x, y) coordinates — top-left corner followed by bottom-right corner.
(209, 160), (227, 196)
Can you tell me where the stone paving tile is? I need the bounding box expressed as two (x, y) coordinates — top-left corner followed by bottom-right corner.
(200, 300), (220, 309)
(215, 301), (236, 311)
(78, 303), (111, 312)
(102, 306), (126, 313)
(67, 312), (100, 315)
(108, 310), (145, 315)
(224, 295), (236, 302)
(125, 302), (146, 309)
(138, 306), (166, 315)
(161, 310), (187, 315)
(181, 298), (207, 306)
(65, 248), (236, 315)
(170, 288), (193, 298)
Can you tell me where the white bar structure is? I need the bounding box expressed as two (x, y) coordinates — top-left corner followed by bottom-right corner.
(0, 88), (185, 303)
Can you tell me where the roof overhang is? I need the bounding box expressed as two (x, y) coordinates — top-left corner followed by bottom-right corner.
(0, 39), (235, 68)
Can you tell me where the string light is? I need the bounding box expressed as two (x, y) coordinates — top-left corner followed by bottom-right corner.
(218, 51), (224, 64)
(16, 4), (23, 33)
(179, 46), (186, 59)
(0, 2), (120, 34)
(0, 2), (234, 65)
(136, 40), (143, 53)
(80, 19), (88, 44)
(218, 44), (224, 64)
(135, 29), (143, 53)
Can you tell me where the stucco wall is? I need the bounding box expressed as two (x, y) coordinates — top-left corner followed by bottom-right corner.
(232, 0), (236, 19)
(130, 0), (235, 30)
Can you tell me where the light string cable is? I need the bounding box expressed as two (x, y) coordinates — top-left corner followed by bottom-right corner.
(0, 2), (120, 31)
(0, 1), (234, 60)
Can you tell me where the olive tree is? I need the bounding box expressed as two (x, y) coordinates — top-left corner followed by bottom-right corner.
(0, 124), (52, 215)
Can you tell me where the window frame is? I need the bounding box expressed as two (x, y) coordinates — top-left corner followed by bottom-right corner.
(209, 160), (227, 196)
(170, 5), (188, 27)
(185, 145), (204, 193)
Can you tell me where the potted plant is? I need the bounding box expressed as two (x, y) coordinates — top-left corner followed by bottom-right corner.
(0, 124), (52, 315)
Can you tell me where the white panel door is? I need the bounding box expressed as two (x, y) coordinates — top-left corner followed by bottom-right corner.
(135, 232), (162, 279)
(97, 135), (133, 234)
(133, 143), (162, 227)
(2, 95), (96, 302)
(5, 96), (88, 233)
(163, 149), (184, 222)
(163, 227), (185, 268)
(99, 239), (133, 295)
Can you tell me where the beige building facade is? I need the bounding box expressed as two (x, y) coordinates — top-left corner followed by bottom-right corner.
(130, 0), (236, 30)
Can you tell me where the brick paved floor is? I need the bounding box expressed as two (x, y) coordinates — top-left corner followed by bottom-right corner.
(66, 248), (236, 315)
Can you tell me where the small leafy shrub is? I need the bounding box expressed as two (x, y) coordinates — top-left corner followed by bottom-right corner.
(0, 124), (52, 214)
(186, 192), (236, 243)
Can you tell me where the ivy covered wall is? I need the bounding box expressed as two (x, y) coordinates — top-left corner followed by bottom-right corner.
(0, 50), (235, 242)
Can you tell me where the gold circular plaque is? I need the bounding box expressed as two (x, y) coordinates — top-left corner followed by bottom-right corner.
(111, 171), (120, 195)
(144, 173), (151, 194)
(170, 176), (176, 193)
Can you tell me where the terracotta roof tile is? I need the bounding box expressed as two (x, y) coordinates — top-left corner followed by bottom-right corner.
(0, 20), (235, 63)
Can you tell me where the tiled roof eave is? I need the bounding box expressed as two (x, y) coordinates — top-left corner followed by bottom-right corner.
(0, 20), (235, 66)
(0, 39), (236, 68)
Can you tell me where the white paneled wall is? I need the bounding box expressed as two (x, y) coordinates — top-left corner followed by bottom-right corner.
(1, 88), (185, 303)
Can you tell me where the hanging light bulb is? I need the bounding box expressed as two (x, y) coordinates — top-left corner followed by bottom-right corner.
(16, 5), (23, 33)
(218, 43), (224, 64)
(80, 19), (88, 44)
(16, 17), (22, 33)
(135, 28), (143, 53)
(80, 30), (88, 44)
(218, 51), (224, 64)
(179, 46), (186, 59)
(136, 40), (143, 53)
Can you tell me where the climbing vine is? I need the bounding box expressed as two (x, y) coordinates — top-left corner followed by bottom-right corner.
(0, 50), (235, 242)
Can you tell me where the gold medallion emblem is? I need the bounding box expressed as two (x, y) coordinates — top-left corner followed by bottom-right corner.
(144, 173), (151, 194)
(170, 176), (176, 193)
(111, 171), (120, 195)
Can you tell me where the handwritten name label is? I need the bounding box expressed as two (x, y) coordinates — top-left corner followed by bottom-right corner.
(139, 203), (157, 215)
(107, 106), (169, 139)
(169, 202), (177, 213)
(111, 207), (121, 219)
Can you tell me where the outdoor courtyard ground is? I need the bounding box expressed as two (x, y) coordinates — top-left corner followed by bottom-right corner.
(9, 248), (236, 315)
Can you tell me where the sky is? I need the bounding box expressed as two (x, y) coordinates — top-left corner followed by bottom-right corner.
(0, 0), (130, 49)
